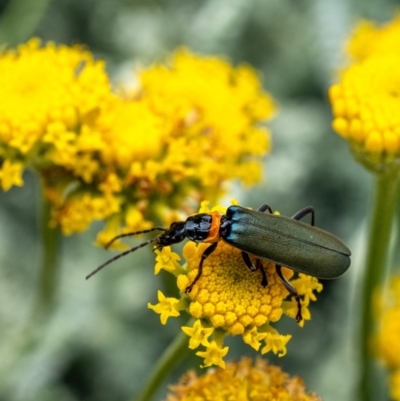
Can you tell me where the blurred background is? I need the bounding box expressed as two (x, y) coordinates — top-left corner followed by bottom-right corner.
(0, 0), (397, 400)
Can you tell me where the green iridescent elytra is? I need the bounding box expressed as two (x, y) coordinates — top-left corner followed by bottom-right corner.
(224, 205), (351, 279)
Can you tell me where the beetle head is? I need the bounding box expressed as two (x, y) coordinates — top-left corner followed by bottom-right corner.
(157, 221), (187, 247)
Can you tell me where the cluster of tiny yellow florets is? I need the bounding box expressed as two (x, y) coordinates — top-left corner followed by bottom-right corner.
(165, 357), (322, 401)
(374, 275), (400, 401)
(148, 202), (323, 368)
(0, 39), (275, 244)
(346, 16), (400, 61)
(329, 16), (400, 174)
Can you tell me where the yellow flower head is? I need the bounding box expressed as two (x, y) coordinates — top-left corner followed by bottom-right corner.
(165, 357), (322, 401)
(347, 16), (400, 61)
(0, 38), (110, 156)
(0, 40), (275, 245)
(374, 275), (400, 401)
(148, 202), (323, 368)
(330, 16), (400, 175)
(329, 55), (400, 174)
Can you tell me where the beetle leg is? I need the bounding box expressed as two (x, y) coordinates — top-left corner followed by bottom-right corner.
(257, 203), (273, 214)
(185, 242), (218, 293)
(291, 206), (315, 226)
(242, 251), (257, 271)
(256, 259), (268, 287)
(242, 253), (268, 287)
(275, 265), (302, 322)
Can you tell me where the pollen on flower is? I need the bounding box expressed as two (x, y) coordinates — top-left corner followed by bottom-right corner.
(164, 357), (322, 401)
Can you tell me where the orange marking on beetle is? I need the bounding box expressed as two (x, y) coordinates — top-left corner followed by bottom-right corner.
(204, 211), (221, 242)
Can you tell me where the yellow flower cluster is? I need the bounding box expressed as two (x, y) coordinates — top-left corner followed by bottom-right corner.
(165, 357), (322, 401)
(148, 202), (323, 368)
(329, 17), (400, 174)
(0, 39), (275, 241)
(346, 16), (400, 61)
(374, 275), (400, 401)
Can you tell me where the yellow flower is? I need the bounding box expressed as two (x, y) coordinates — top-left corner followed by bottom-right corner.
(148, 203), (322, 368)
(260, 329), (292, 357)
(164, 357), (322, 401)
(154, 247), (181, 275)
(139, 48), (275, 192)
(347, 16), (400, 61)
(95, 215), (127, 251)
(181, 320), (213, 349)
(374, 275), (400, 400)
(51, 194), (120, 235)
(243, 326), (267, 351)
(0, 40), (275, 245)
(375, 275), (400, 369)
(196, 340), (229, 369)
(329, 55), (400, 174)
(0, 39), (110, 156)
(0, 160), (24, 191)
(330, 16), (400, 174)
(147, 290), (183, 325)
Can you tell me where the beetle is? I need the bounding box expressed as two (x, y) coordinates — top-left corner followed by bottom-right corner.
(86, 204), (351, 322)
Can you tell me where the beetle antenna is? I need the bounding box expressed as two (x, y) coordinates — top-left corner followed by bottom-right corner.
(105, 227), (167, 249)
(86, 237), (159, 280)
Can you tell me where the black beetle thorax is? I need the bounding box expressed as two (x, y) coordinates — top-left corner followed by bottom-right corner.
(219, 214), (231, 239)
(185, 213), (213, 242)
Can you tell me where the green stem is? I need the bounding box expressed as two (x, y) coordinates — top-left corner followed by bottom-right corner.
(134, 323), (192, 401)
(0, 0), (52, 45)
(360, 175), (400, 401)
(35, 186), (60, 313)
